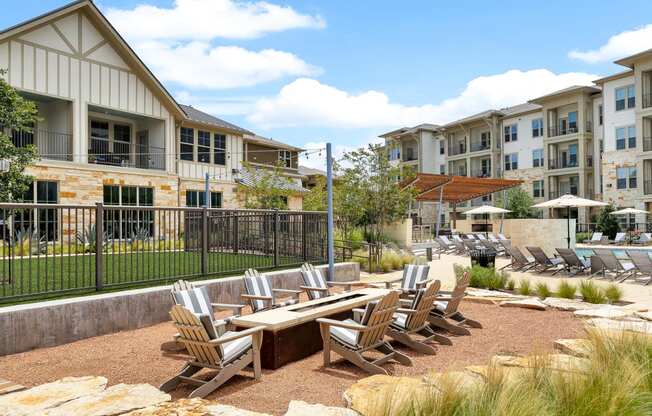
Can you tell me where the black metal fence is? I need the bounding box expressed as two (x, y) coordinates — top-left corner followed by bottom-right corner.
(0, 203), (328, 303)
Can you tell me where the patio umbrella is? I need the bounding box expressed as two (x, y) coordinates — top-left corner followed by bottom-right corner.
(611, 208), (649, 242)
(463, 205), (511, 237)
(533, 194), (607, 248)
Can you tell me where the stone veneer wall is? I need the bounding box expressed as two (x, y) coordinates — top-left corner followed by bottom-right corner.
(601, 150), (640, 207)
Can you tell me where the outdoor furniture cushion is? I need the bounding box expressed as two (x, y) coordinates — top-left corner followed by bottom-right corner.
(301, 266), (329, 299)
(172, 286), (213, 317)
(330, 300), (377, 348)
(221, 331), (254, 364)
(392, 288), (425, 330)
(402, 264), (430, 292)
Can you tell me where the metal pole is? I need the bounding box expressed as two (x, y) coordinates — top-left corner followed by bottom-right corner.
(567, 206), (571, 248)
(326, 142), (335, 282)
(435, 186), (444, 237)
(204, 173), (210, 208)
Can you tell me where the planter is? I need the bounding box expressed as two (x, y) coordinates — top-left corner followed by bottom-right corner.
(470, 249), (496, 269)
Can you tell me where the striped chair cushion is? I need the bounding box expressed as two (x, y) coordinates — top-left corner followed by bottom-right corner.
(330, 301), (378, 348)
(401, 265), (430, 292)
(392, 288), (425, 330)
(243, 273), (274, 312)
(221, 331), (253, 364)
(301, 266), (329, 299)
(172, 286), (213, 317)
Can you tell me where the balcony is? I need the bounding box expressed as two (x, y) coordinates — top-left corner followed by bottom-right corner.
(548, 158), (578, 170)
(470, 169), (491, 178)
(644, 137), (652, 152)
(644, 93), (652, 109)
(645, 180), (652, 195)
(10, 129), (73, 162)
(470, 141), (491, 152)
(547, 122), (592, 138)
(89, 136), (165, 170)
(448, 142), (467, 156)
(548, 189), (578, 200)
(586, 155), (593, 168)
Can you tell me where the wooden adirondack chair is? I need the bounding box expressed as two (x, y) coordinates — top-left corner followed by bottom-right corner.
(428, 272), (482, 336)
(316, 291), (413, 375)
(299, 263), (358, 300)
(160, 305), (265, 398)
(386, 281), (451, 354)
(241, 269), (302, 313)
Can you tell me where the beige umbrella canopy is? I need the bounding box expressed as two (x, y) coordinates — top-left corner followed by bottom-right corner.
(611, 208), (649, 215)
(463, 205), (511, 236)
(532, 194), (608, 248)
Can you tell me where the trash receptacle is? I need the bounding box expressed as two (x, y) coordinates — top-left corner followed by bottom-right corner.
(470, 249), (496, 268)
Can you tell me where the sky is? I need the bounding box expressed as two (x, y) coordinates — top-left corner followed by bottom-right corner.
(3, 0), (652, 169)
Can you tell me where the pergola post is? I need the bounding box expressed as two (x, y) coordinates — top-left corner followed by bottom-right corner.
(452, 203), (457, 230)
(435, 185), (444, 237)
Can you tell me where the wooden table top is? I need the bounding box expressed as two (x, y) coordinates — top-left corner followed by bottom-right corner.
(232, 287), (390, 331)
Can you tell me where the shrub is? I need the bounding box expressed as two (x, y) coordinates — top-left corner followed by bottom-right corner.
(604, 284), (623, 304)
(576, 232), (591, 243)
(518, 279), (532, 296)
(557, 280), (577, 299)
(461, 265), (509, 290)
(506, 279), (515, 291)
(401, 254), (415, 267)
(535, 282), (552, 299)
(453, 263), (466, 279)
(579, 280), (607, 304)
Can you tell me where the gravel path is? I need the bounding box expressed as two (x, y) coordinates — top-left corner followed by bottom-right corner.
(0, 302), (583, 415)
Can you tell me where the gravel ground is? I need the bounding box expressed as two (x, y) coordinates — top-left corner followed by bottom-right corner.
(0, 302), (583, 415)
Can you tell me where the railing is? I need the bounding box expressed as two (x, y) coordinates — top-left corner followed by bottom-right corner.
(89, 137), (165, 170)
(470, 141), (490, 152)
(470, 169), (491, 178)
(333, 240), (380, 272)
(548, 158), (578, 169)
(548, 190), (578, 199)
(645, 180), (652, 195)
(11, 130), (73, 161)
(548, 126), (578, 137)
(643, 93), (652, 109)
(586, 155), (593, 168)
(643, 137), (652, 152)
(448, 143), (467, 156)
(0, 204), (328, 303)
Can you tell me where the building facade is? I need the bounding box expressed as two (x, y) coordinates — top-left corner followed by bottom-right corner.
(0, 1), (304, 211)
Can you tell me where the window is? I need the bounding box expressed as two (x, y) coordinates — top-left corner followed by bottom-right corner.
(13, 181), (59, 241)
(568, 111), (577, 132)
(598, 104), (603, 125)
(279, 150), (292, 168)
(532, 149), (544, 167)
(532, 118), (543, 137)
(480, 131), (490, 148)
(180, 127), (194, 161)
(533, 180), (544, 198)
(504, 153), (518, 171)
(616, 167), (637, 189)
(90, 120), (109, 157)
(185, 190), (223, 208)
(113, 124), (131, 159)
(213, 133), (226, 165)
(440, 164), (445, 174)
(103, 185), (154, 239)
(616, 85), (635, 111)
(504, 124), (517, 142)
(197, 130), (211, 163)
(439, 141), (445, 155)
(616, 125), (636, 150)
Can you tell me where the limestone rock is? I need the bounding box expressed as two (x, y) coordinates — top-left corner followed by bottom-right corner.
(44, 383), (169, 416)
(284, 400), (359, 416)
(542, 297), (602, 311)
(499, 297), (547, 311)
(489, 354), (589, 373)
(574, 306), (633, 320)
(586, 318), (652, 335)
(423, 371), (484, 392)
(554, 339), (591, 357)
(0, 376), (107, 416)
(120, 398), (208, 415)
(343, 375), (432, 415)
(205, 403), (272, 416)
(465, 289), (525, 304)
(635, 311), (652, 321)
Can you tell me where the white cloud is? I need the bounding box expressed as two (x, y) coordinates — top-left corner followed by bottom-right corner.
(175, 90), (256, 116)
(136, 41), (321, 89)
(247, 69), (599, 129)
(569, 24), (652, 63)
(299, 141), (371, 171)
(105, 0), (325, 41)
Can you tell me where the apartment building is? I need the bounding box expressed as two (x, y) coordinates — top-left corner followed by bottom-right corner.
(0, 0), (304, 211)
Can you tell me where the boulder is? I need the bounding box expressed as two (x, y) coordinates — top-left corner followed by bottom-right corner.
(343, 375), (432, 415)
(122, 399), (272, 416)
(542, 297), (602, 311)
(635, 311), (652, 321)
(499, 298), (547, 311)
(489, 354), (590, 373)
(0, 376), (107, 416)
(422, 371), (484, 392)
(574, 306), (633, 320)
(553, 339), (591, 358)
(44, 383), (170, 416)
(586, 318), (652, 335)
(205, 403), (273, 416)
(284, 400), (359, 416)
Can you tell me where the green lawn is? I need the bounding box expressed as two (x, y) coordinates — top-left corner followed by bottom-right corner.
(0, 250), (307, 302)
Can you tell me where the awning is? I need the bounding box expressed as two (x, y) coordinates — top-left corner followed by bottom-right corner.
(235, 168), (308, 193)
(403, 173), (523, 204)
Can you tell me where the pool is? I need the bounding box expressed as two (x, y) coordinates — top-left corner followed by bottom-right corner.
(576, 247), (652, 260)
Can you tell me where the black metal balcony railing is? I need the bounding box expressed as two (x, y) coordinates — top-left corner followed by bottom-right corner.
(471, 169), (491, 178)
(448, 143), (467, 156)
(643, 93), (652, 109)
(645, 180), (652, 195)
(548, 158), (578, 169)
(10, 129), (73, 161)
(89, 137), (165, 170)
(585, 121), (592, 133)
(470, 141), (491, 152)
(548, 189), (579, 200)
(548, 126), (578, 137)
(586, 155), (593, 168)
(643, 137), (652, 152)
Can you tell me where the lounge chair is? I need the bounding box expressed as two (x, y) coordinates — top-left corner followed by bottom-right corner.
(387, 281), (452, 354)
(316, 291), (413, 375)
(591, 249), (636, 280)
(436, 236), (457, 253)
(501, 246), (535, 271)
(623, 250), (652, 285)
(479, 239), (506, 256)
(526, 246), (565, 274)
(610, 232), (627, 245)
(452, 235), (464, 243)
(160, 305), (264, 398)
(299, 263), (357, 300)
(463, 239), (482, 252)
(476, 234), (487, 241)
(371, 263), (432, 295)
(465, 234), (477, 240)
(498, 233), (509, 241)
(428, 272), (482, 335)
(241, 269), (302, 313)
(556, 248), (591, 276)
(633, 233), (652, 245)
(583, 232), (606, 245)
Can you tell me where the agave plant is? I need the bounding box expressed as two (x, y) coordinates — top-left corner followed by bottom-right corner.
(76, 224), (108, 252)
(14, 228), (47, 255)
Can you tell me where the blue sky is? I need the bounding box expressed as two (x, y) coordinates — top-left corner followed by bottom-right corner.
(3, 0), (652, 167)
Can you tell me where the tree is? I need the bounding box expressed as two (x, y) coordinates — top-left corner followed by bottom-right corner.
(338, 144), (416, 242)
(302, 175), (327, 211)
(495, 187), (537, 219)
(0, 71), (39, 202)
(236, 161), (297, 209)
(596, 204), (620, 239)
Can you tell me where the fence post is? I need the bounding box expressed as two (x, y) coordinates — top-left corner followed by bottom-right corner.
(201, 207), (208, 275)
(273, 209), (279, 268)
(233, 211), (239, 255)
(302, 213), (307, 261)
(95, 202), (104, 291)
